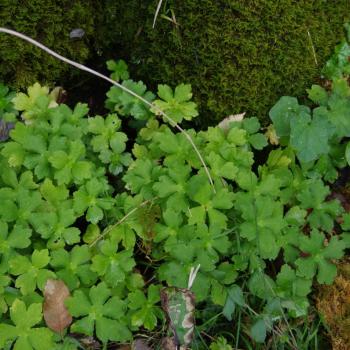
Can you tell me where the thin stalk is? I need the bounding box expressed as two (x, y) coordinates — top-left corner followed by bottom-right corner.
(235, 308), (242, 350)
(307, 30), (318, 66)
(89, 198), (154, 247)
(153, 0), (164, 28)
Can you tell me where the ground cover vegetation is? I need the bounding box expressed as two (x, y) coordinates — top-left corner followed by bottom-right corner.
(111, 0), (350, 126)
(1, 23), (350, 350)
(1, 1), (350, 127)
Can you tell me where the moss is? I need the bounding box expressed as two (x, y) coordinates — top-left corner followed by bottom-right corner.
(0, 1), (107, 88)
(317, 261), (350, 350)
(1, 1), (349, 126)
(109, 0), (350, 126)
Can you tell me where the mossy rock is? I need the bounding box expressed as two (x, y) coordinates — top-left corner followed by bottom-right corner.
(110, 0), (350, 126)
(1, 1), (349, 126)
(0, 1), (112, 89)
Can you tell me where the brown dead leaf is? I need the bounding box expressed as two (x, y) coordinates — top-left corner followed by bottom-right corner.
(43, 279), (72, 333)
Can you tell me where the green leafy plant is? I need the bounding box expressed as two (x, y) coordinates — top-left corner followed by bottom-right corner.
(106, 59), (130, 82)
(9, 249), (55, 295)
(0, 83), (17, 123)
(0, 299), (54, 349)
(1, 32), (350, 349)
(50, 245), (97, 290)
(65, 282), (131, 343)
(151, 84), (199, 123)
(295, 230), (346, 284)
(106, 80), (155, 120)
(209, 336), (233, 350)
(128, 284), (162, 331)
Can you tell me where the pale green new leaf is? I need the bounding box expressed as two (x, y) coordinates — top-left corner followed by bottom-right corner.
(152, 83), (198, 123)
(9, 249), (55, 294)
(0, 299), (54, 349)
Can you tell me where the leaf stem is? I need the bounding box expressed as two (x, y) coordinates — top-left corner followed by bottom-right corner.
(89, 198), (155, 247)
(89, 198), (156, 248)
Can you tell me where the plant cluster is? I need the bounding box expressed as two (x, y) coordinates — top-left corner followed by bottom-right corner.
(1, 33), (350, 348)
(110, 0), (350, 126)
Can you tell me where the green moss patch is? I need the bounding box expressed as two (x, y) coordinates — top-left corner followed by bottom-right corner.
(111, 0), (350, 125)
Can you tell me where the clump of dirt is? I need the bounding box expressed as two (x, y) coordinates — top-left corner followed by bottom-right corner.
(316, 261), (350, 350)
